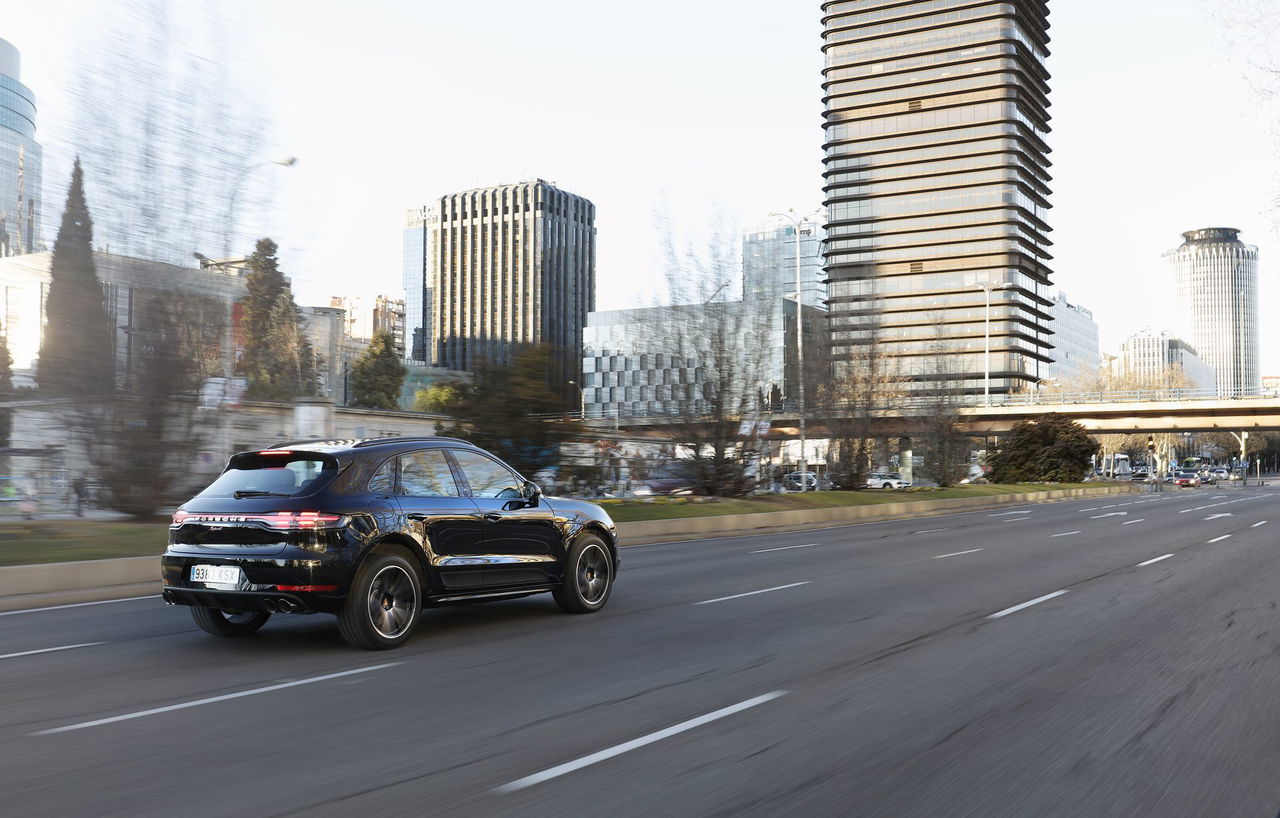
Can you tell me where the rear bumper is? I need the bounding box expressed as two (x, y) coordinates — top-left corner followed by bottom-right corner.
(162, 586), (342, 614)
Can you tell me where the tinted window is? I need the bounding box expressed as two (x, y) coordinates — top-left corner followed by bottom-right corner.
(369, 459), (396, 494)
(197, 452), (336, 499)
(400, 450), (460, 497)
(450, 450), (523, 499)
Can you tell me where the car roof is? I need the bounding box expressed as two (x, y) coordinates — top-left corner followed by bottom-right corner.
(267, 436), (477, 456)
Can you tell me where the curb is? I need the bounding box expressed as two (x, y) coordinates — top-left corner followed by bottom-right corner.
(0, 484), (1142, 612)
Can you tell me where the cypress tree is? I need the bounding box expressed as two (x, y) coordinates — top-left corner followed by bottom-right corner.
(350, 331), (407, 410)
(37, 158), (114, 396)
(238, 238), (314, 400)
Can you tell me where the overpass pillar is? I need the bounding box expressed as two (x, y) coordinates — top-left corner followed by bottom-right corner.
(898, 437), (913, 484)
(874, 437), (891, 472)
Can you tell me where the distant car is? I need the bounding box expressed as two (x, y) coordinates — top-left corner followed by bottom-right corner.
(784, 471), (820, 491)
(1130, 470), (1149, 482)
(1174, 471), (1201, 488)
(866, 472), (910, 489)
(634, 464), (700, 496)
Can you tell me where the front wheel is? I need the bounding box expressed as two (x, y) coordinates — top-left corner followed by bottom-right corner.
(191, 606), (270, 637)
(338, 551), (423, 650)
(554, 536), (614, 614)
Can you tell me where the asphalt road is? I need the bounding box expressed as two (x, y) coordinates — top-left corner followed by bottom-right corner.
(4, 484), (1280, 816)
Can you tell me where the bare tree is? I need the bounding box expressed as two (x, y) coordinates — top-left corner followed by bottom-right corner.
(820, 319), (900, 490)
(917, 324), (972, 487)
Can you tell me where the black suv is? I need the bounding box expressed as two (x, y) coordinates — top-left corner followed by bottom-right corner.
(161, 437), (618, 649)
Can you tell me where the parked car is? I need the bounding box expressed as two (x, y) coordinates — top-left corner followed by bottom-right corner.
(162, 437), (618, 650)
(633, 463), (700, 496)
(866, 472), (911, 489)
(1173, 471), (1202, 488)
(784, 471), (820, 491)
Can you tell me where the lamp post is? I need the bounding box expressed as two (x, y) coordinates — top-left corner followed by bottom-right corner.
(769, 210), (812, 491)
(568, 379), (586, 419)
(223, 156), (298, 257)
(975, 282), (1013, 406)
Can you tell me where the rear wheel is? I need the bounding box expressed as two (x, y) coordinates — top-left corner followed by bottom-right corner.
(190, 606), (270, 637)
(338, 551), (422, 650)
(882, 483), (892, 489)
(554, 536), (613, 614)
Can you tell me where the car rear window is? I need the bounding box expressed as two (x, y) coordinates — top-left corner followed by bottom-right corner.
(196, 451), (339, 499)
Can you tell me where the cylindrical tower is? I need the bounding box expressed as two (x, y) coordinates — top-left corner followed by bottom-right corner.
(0, 37), (43, 256)
(1167, 228), (1259, 396)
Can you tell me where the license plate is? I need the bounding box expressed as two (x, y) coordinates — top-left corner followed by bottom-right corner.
(191, 564), (242, 585)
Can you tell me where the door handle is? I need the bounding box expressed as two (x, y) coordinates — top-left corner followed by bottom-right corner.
(482, 512), (503, 523)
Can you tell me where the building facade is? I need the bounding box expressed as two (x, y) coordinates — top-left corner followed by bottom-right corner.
(372, 294), (406, 357)
(429, 179), (595, 402)
(820, 1), (1055, 397)
(0, 251), (244, 388)
(1118, 330), (1216, 393)
(0, 38), (42, 258)
(1167, 227), (1260, 396)
(743, 216), (826, 307)
(402, 206), (429, 361)
(1043, 291), (1099, 385)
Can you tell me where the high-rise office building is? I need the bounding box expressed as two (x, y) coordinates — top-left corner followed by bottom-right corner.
(821, 1), (1054, 396)
(0, 38), (42, 257)
(403, 206), (429, 361)
(1167, 227), (1259, 396)
(743, 217), (826, 307)
(429, 180), (595, 400)
(1043, 291), (1099, 385)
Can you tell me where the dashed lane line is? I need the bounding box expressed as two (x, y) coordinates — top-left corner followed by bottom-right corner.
(0, 642), (106, 661)
(989, 590), (1069, 619)
(1137, 554), (1174, 567)
(1052, 531), (1082, 538)
(1208, 535), (1232, 544)
(751, 543), (821, 554)
(695, 583), (811, 606)
(934, 549), (983, 560)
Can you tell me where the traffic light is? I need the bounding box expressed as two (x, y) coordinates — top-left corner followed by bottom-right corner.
(1147, 435), (1155, 452)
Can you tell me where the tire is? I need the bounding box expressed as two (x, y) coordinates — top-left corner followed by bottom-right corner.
(554, 535), (614, 614)
(882, 483), (892, 490)
(191, 606), (270, 637)
(338, 551), (423, 650)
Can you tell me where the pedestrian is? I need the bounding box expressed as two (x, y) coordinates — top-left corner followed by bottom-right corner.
(72, 476), (88, 517)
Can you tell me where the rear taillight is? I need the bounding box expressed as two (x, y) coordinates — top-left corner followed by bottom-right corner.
(169, 511), (347, 530)
(275, 584), (339, 592)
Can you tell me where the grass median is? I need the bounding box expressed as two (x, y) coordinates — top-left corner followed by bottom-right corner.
(0, 483), (1108, 566)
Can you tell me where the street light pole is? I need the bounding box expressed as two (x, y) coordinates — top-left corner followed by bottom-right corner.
(223, 156), (298, 257)
(568, 379), (586, 419)
(770, 211), (808, 491)
(975, 282), (1012, 406)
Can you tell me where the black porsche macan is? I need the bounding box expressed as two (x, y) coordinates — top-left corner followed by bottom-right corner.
(161, 437), (618, 650)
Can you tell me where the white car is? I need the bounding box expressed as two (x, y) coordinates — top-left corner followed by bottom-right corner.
(866, 472), (910, 489)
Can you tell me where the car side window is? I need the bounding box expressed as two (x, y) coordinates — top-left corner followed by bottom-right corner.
(450, 449), (524, 499)
(399, 450), (461, 497)
(368, 458), (396, 495)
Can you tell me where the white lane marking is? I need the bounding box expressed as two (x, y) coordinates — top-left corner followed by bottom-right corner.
(1091, 512), (1128, 519)
(913, 528), (949, 534)
(751, 543), (821, 554)
(1213, 495), (1228, 499)
(33, 663), (402, 735)
(1137, 554), (1174, 567)
(1098, 505), (1117, 509)
(1117, 503), (1134, 507)
(0, 595), (161, 617)
(989, 510), (1033, 517)
(933, 549), (983, 559)
(1122, 519), (1146, 526)
(989, 590), (1069, 619)
(695, 583), (811, 606)
(1078, 507), (1100, 512)
(1208, 535), (1232, 544)
(494, 691), (788, 794)
(1205, 514), (1233, 521)
(0, 642), (106, 661)
(1052, 531), (1082, 538)
(1253, 521), (1269, 528)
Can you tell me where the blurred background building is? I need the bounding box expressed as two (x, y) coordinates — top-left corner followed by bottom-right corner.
(1043, 291), (1100, 385)
(372, 294), (406, 358)
(427, 179), (596, 404)
(1118, 329), (1216, 393)
(1167, 227), (1259, 396)
(821, 1), (1055, 397)
(0, 37), (42, 258)
(402, 206), (429, 361)
(742, 216), (825, 307)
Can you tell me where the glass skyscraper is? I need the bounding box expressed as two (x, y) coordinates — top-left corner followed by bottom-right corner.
(402, 206), (429, 361)
(1167, 227), (1260, 396)
(742, 217), (826, 308)
(821, 1), (1054, 396)
(0, 38), (42, 258)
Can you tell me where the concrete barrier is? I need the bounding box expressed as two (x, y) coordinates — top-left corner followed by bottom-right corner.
(0, 484), (1142, 611)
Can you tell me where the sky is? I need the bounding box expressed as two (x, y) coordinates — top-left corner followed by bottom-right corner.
(4, 0), (1279, 371)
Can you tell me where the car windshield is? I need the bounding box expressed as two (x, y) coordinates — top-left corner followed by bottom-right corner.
(195, 451), (339, 499)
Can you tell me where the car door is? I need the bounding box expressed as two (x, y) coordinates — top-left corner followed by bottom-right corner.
(396, 449), (486, 591)
(446, 448), (561, 587)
